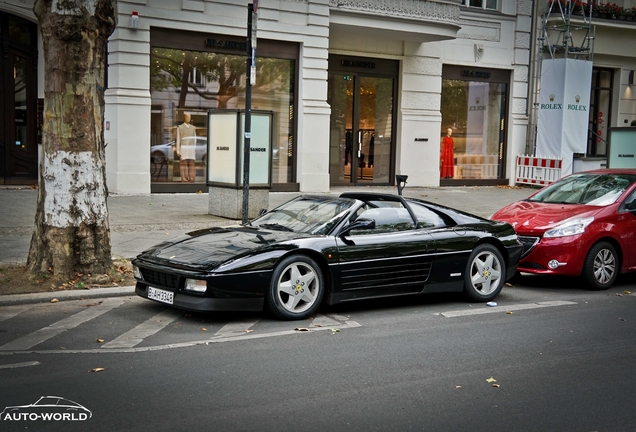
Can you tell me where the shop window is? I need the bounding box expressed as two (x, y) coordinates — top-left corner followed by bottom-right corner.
(441, 79), (507, 180)
(587, 68), (613, 157)
(463, 0), (498, 10)
(150, 48), (295, 185)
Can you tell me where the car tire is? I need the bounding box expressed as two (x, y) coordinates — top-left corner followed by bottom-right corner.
(267, 255), (324, 320)
(582, 241), (618, 290)
(464, 244), (506, 302)
(151, 151), (167, 164)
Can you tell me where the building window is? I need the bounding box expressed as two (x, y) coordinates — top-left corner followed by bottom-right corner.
(587, 67), (613, 157)
(464, 0), (498, 10)
(441, 66), (509, 182)
(149, 47), (295, 186)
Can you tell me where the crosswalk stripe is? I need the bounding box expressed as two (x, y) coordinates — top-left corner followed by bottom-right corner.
(214, 319), (260, 337)
(0, 298), (125, 351)
(102, 308), (183, 349)
(438, 300), (578, 318)
(0, 306), (30, 323)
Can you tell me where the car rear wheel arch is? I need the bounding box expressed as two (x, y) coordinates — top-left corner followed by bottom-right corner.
(474, 238), (510, 267)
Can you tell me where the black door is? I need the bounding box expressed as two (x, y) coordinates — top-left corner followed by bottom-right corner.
(1, 13), (38, 185)
(333, 206), (436, 302)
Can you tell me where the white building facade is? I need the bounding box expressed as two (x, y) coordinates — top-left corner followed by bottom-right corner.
(527, 1), (636, 172)
(1, 0), (533, 193)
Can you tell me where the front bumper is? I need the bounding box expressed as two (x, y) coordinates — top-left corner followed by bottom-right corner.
(135, 283), (264, 312)
(517, 234), (588, 277)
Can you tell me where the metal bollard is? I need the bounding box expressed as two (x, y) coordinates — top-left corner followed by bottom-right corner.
(396, 175), (408, 196)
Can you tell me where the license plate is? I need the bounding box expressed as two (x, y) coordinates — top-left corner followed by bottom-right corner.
(147, 287), (174, 305)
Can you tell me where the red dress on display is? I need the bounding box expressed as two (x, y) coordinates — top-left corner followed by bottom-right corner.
(441, 135), (454, 179)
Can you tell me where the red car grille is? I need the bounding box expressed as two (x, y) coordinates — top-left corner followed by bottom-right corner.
(518, 236), (540, 258)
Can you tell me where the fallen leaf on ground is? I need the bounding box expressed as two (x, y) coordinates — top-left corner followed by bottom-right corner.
(619, 318), (627, 322)
(201, 328), (207, 331)
(314, 324), (323, 327)
(96, 338), (104, 343)
(245, 329), (254, 333)
(455, 385), (462, 389)
(294, 328), (310, 332)
(331, 328), (341, 333)
(50, 298), (59, 303)
(505, 283), (513, 287)
(506, 311), (513, 315)
(486, 377), (497, 383)
(89, 367), (106, 373)
(492, 384), (501, 388)
(624, 290), (632, 295)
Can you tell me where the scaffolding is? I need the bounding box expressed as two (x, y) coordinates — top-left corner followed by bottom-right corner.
(528, 0), (596, 154)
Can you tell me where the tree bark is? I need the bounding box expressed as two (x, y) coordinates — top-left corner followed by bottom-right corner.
(27, 0), (117, 281)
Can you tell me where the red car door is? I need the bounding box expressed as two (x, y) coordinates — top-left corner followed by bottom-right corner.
(619, 189), (636, 270)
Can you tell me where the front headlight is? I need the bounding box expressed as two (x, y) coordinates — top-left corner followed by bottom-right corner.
(133, 265), (143, 280)
(543, 217), (594, 238)
(184, 278), (207, 293)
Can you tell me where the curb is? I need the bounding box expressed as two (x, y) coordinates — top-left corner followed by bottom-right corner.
(0, 286), (136, 307)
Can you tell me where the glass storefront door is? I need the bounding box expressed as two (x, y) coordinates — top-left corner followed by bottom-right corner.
(1, 13), (38, 185)
(441, 65), (509, 184)
(328, 74), (394, 185)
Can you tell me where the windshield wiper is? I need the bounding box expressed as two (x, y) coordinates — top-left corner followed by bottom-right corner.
(258, 223), (294, 232)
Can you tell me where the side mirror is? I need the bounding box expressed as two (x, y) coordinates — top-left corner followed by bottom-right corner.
(340, 218), (375, 237)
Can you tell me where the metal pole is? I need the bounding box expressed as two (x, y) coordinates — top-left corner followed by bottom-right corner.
(242, 3), (254, 224)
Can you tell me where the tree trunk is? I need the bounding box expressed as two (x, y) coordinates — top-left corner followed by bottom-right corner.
(27, 0), (117, 282)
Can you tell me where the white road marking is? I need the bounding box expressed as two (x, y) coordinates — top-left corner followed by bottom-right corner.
(214, 319), (260, 337)
(0, 306), (30, 323)
(312, 314), (344, 327)
(0, 361), (40, 369)
(0, 298), (125, 351)
(0, 319), (363, 355)
(438, 300), (578, 318)
(102, 308), (183, 348)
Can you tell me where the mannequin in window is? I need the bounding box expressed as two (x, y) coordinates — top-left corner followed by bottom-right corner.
(176, 113), (196, 182)
(440, 128), (455, 179)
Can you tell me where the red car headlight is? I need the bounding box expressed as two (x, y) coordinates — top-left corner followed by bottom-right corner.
(543, 217), (594, 238)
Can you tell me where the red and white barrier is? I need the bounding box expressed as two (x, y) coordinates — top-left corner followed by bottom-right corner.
(515, 155), (562, 186)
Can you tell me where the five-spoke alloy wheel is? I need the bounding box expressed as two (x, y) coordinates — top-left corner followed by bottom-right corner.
(267, 255), (324, 320)
(464, 244), (506, 302)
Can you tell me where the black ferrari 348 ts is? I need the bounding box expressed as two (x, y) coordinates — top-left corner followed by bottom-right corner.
(133, 192), (522, 320)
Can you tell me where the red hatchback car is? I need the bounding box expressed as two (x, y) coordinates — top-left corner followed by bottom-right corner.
(492, 169), (636, 289)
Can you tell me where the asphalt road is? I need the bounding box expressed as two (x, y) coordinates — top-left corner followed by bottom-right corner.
(1, 274), (636, 432)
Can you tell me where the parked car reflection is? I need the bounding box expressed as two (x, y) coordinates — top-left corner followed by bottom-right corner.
(150, 136), (208, 165)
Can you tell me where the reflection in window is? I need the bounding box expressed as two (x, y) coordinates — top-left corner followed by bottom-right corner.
(441, 79), (506, 180)
(150, 48), (295, 184)
(14, 55), (27, 152)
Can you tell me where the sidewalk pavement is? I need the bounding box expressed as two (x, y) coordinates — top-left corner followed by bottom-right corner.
(0, 184), (535, 266)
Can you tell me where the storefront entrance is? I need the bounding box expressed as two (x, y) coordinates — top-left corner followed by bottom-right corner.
(0, 13), (38, 185)
(328, 56), (397, 186)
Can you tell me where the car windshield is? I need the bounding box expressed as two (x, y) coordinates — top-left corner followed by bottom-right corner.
(528, 173), (636, 206)
(253, 197), (355, 235)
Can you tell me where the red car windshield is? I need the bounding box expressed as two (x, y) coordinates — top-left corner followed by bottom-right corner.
(528, 173), (636, 206)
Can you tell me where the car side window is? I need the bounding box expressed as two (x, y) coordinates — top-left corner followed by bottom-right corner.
(622, 190), (636, 212)
(408, 202), (449, 229)
(351, 207), (415, 235)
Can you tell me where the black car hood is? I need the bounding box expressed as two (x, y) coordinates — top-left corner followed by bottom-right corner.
(137, 225), (308, 268)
